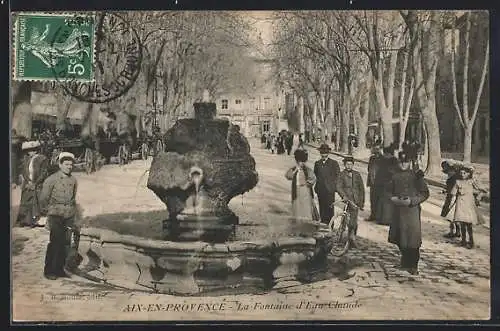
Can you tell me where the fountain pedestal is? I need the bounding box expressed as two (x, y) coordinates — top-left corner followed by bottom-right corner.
(146, 100), (258, 242)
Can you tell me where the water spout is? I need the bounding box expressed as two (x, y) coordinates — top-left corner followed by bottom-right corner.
(189, 166), (203, 215)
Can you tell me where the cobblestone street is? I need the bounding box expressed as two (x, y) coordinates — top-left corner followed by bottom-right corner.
(11, 139), (490, 321)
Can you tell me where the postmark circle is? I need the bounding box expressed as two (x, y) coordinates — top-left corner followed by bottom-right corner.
(50, 12), (142, 104)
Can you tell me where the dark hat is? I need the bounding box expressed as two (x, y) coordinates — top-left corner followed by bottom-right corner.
(317, 143), (331, 153)
(343, 156), (355, 164)
(398, 151), (410, 163)
(294, 149), (309, 162)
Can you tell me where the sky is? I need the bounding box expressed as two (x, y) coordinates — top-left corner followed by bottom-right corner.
(239, 11), (277, 58)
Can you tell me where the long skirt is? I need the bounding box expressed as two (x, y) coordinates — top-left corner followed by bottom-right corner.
(292, 187), (319, 222)
(16, 185), (42, 226)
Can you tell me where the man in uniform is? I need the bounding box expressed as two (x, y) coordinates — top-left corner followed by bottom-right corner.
(313, 143), (341, 224)
(16, 140), (50, 227)
(336, 156), (365, 248)
(387, 151), (430, 275)
(40, 152), (78, 280)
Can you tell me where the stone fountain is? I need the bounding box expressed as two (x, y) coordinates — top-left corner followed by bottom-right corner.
(74, 91), (334, 295)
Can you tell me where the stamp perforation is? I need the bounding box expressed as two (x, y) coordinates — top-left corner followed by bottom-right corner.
(11, 11), (97, 82)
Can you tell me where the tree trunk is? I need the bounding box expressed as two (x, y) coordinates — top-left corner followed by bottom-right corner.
(422, 96), (442, 176)
(80, 103), (95, 137)
(340, 96), (350, 153)
(404, 10), (443, 176)
(463, 126), (473, 163)
(12, 81), (32, 139)
(357, 91), (370, 150)
(374, 80), (394, 147)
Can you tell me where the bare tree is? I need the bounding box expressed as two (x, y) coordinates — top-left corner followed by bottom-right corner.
(350, 11), (405, 148)
(353, 69), (372, 150)
(401, 10), (443, 176)
(397, 46), (416, 149)
(450, 11), (489, 163)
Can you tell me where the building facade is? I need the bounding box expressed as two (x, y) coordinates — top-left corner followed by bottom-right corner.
(215, 58), (287, 137)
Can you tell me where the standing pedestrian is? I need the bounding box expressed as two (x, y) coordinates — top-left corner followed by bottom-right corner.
(16, 140), (50, 227)
(313, 143), (341, 224)
(270, 135), (277, 154)
(441, 161), (461, 238)
(374, 143), (398, 225)
(298, 134), (304, 149)
(285, 132), (293, 155)
(451, 165), (481, 249)
(366, 144), (383, 222)
(336, 156), (365, 248)
(285, 149), (319, 221)
(387, 151), (430, 275)
(40, 152), (78, 280)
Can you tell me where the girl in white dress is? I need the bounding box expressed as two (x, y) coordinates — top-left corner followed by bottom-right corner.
(450, 166), (480, 249)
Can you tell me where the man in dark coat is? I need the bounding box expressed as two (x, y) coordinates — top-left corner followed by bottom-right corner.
(336, 156), (365, 248)
(285, 132), (294, 155)
(16, 140), (50, 227)
(313, 143), (341, 224)
(387, 151), (430, 275)
(374, 144), (398, 225)
(366, 144), (382, 222)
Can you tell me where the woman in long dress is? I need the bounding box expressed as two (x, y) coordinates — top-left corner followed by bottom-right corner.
(285, 149), (319, 221)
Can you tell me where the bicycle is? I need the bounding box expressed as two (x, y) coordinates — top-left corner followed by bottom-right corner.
(328, 199), (353, 257)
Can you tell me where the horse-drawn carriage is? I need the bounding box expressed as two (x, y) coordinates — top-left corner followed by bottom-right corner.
(97, 127), (164, 166)
(38, 109), (166, 172)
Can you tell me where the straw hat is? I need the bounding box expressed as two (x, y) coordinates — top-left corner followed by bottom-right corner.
(21, 140), (41, 150)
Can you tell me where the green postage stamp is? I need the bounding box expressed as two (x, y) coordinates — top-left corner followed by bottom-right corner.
(13, 13), (95, 81)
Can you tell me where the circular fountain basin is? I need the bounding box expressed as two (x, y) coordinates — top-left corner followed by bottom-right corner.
(74, 216), (334, 296)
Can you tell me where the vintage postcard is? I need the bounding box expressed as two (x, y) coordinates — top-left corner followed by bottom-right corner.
(10, 10), (491, 322)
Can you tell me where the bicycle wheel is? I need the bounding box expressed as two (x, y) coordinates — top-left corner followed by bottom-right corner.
(329, 213), (350, 257)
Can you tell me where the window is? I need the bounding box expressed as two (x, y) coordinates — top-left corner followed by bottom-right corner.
(262, 120), (270, 133)
(264, 97), (270, 110)
(221, 99), (228, 109)
(235, 99), (242, 105)
(249, 98), (256, 110)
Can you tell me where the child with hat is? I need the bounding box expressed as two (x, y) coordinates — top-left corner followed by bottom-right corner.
(336, 155), (365, 248)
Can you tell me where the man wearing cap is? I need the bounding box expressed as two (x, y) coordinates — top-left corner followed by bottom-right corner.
(336, 156), (365, 248)
(16, 140), (50, 227)
(313, 143), (341, 224)
(39, 152), (78, 280)
(387, 151), (429, 275)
